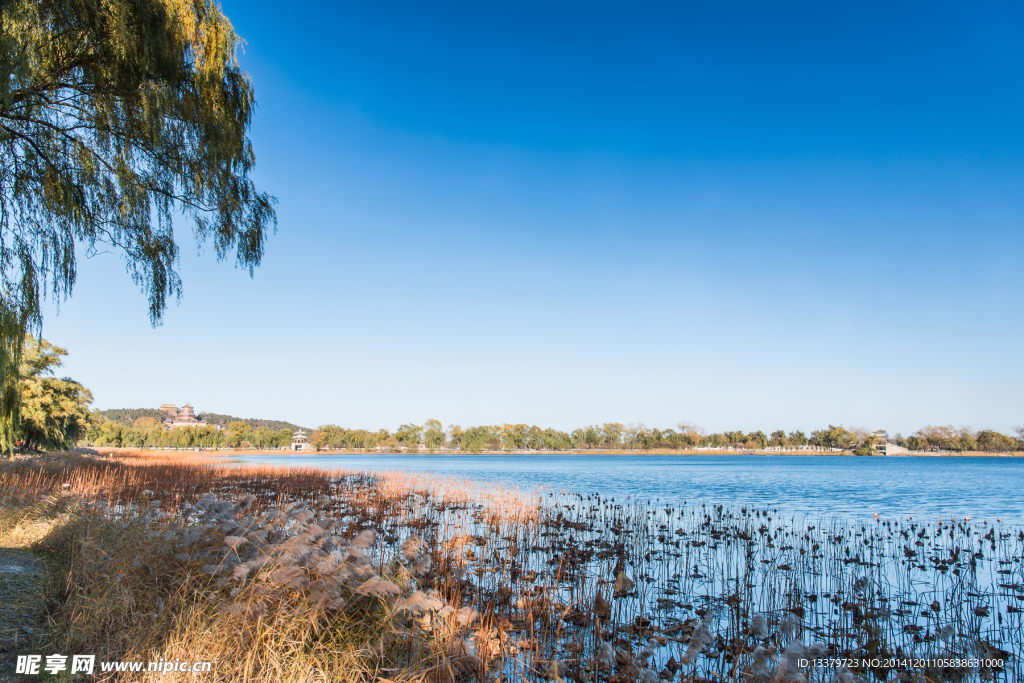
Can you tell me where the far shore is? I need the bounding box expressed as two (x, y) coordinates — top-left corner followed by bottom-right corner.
(88, 446), (1024, 458)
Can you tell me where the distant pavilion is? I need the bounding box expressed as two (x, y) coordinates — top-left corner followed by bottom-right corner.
(291, 429), (313, 452)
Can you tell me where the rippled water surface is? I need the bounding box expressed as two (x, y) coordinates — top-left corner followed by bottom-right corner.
(232, 452), (1024, 524)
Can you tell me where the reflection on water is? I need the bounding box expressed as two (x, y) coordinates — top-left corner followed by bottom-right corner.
(231, 453), (1024, 525)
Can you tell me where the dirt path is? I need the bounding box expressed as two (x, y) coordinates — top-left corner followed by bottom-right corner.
(0, 548), (47, 681)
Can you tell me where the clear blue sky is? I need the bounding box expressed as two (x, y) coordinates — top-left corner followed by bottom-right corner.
(42, 0), (1024, 435)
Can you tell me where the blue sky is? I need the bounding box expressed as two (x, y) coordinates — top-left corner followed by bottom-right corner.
(41, 0), (1023, 434)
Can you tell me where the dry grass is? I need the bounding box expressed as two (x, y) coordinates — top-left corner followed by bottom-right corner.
(0, 450), (1020, 682)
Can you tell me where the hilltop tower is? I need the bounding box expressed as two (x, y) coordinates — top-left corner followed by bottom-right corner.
(163, 403), (209, 429)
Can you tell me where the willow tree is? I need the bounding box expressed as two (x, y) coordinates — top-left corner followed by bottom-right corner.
(17, 335), (92, 451)
(0, 0), (276, 454)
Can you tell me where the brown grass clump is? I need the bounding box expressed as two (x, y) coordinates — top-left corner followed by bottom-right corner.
(0, 450), (1020, 682)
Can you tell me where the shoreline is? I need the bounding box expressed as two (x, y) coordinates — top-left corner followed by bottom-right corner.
(90, 447), (1024, 458)
(79, 448), (1024, 527)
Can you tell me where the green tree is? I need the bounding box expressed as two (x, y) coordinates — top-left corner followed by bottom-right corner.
(423, 419), (444, 452)
(723, 430), (746, 446)
(787, 430), (808, 446)
(954, 428), (977, 452)
(583, 425), (603, 449)
(251, 426), (274, 449)
(362, 429), (383, 451)
(540, 428), (571, 451)
(977, 429), (1016, 452)
(601, 423), (624, 447)
(133, 416), (159, 429)
(675, 421), (703, 447)
(0, 310), (23, 454)
(852, 434), (877, 456)
(225, 421), (251, 448)
(637, 428), (662, 451)
(831, 425), (855, 450)
(370, 429), (391, 451)
(17, 336), (91, 450)
(228, 421), (251, 435)
(809, 425), (854, 450)
(622, 423), (646, 449)
(768, 430), (788, 448)
(702, 433), (728, 448)
(499, 423), (529, 450)
(140, 423), (164, 448)
(446, 424), (464, 451)
(313, 424), (349, 450)
(93, 420), (126, 447)
(914, 425), (954, 450)
(525, 425), (544, 450)
(463, 425), (498, 453)
(906, 435), (926, 451)
(0, 0), (276, 455)
(395, 423), (422, 450)
(85, 410), (107, 442)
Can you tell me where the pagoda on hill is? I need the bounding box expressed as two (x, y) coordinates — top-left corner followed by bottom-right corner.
(163, 403), (209, 429)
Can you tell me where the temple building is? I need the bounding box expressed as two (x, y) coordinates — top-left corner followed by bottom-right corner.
(291, 429), (313, 452)
(163, 403), (209, 429)
(872, 429), (888, 454)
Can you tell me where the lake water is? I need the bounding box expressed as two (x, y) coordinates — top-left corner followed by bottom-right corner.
(231, 452), (1024, 525)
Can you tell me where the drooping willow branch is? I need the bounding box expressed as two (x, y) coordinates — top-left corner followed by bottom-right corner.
(0, 0), (277, 454)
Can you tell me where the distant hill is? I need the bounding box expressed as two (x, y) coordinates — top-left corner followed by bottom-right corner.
(97, 408), (308, 433)
(200, 412), (308, 433)
(97, 408), (167, 425)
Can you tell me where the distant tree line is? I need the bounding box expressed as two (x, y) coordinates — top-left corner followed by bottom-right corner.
(199, 413), (307, 433)
(86, 407), (307, 450)
(77, 417), (1024, 454)
(85, 415), (294, 450)
(893, 425), (1021, 453)
(96, 408), (167, 425)
(88, 417), (224, 449)
(9, 347), (1023, 456)
(307, 421), (1024, 454)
